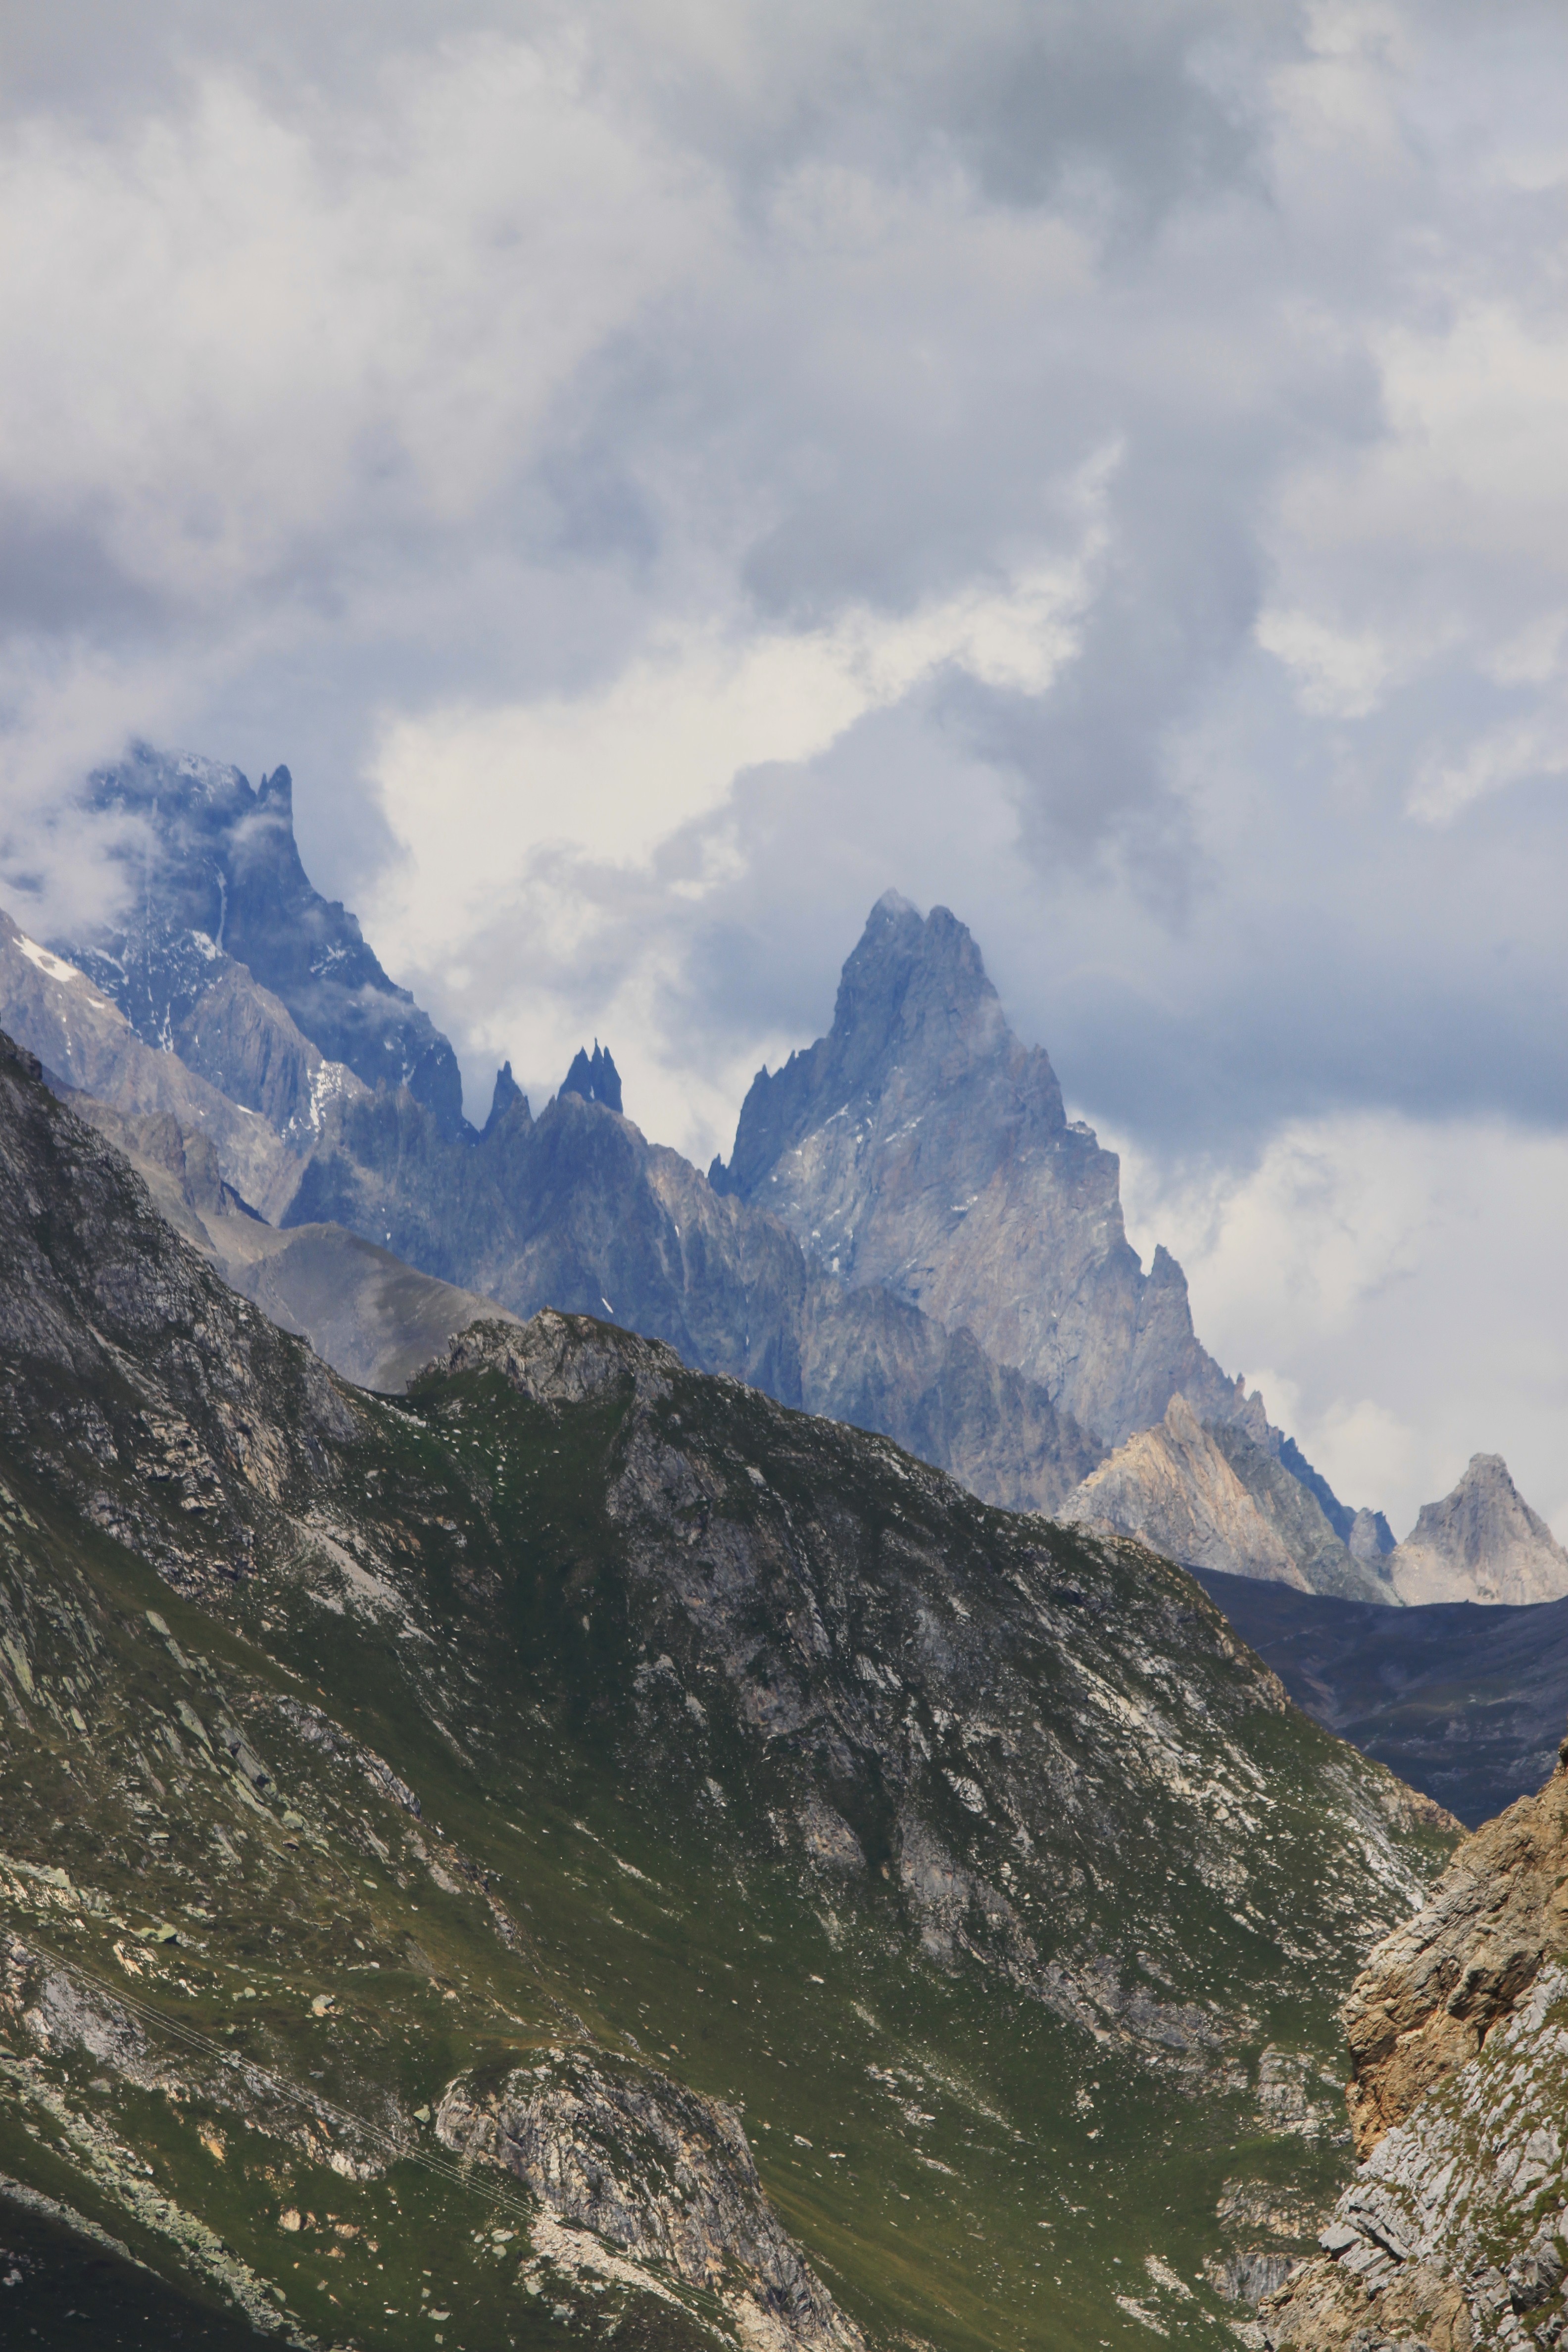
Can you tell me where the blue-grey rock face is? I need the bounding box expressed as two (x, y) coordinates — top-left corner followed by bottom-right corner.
(561, 1042), (623, 1112)
(714, 890), (1243, 1448)
(59, 745), (467, 1135)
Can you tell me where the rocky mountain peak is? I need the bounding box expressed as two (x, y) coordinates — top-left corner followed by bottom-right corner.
(561, 1040), (623, 1113)
(483, 1058), (530, 1136)
(710, 893), (1253, 1452)
(1387, 1451), (1568, 1606)
(716, 894), (1058, 1208)
(57, 742), (468, 1137)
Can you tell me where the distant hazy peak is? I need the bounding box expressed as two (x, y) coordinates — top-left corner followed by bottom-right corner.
(483, 1060), (530, 1136)
(561, 1041), (623, 1114)
(1347, 1504), (1397, 1562)
(1388, 1452), (1568, 1606)
(57, 742), (468, 1137)
(1062, 1391), (1393, 1602)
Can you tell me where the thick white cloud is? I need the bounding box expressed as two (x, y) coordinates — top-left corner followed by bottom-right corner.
(1, 0), (1566, 1524)
(1112, 1110), (1568, 1541)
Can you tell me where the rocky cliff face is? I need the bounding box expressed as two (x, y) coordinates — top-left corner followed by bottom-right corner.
(1388, 1454), (1568, 1606)
(286, 1068), (1105, 1511)
(0, 907), (306, 1219)
(714, 892), (1247, 1448)
(60, 744), (466, 1133)
(1262, 1754), (1568, 2352)
(1063, 1395), (1393, 1603)
(437, 2050), (862, 2352)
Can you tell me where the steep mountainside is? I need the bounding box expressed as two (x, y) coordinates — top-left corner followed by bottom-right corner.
(59, 1086), (519, 1393)
(1262, 1753), (1568, 2352)
(288, 1067), (1105, 1515)
(1193, 1571), (1568, 1829)
(0, 906), (308, 1219)
(1064, 1398), (1394, 1605)
(62, 746), (465, 1133)
(1388, 1454), (1568, 1606)
(712, 893), (1247, 1448)
(0, 1026), (1458, 2352)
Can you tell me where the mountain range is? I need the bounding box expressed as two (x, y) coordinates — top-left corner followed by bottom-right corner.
(1, 741), (1563, 1636)
(3, 742), (1568, 2352)
(6, 742), (1520, 1616)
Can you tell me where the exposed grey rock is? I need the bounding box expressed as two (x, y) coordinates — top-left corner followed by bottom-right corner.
(61, 745), (466, 1134)
(0, 908), (304, 1220)
(0, 1025), (359, 1584)
(1207, 2251), (1299, 2307)
(1348, 1509), (1397, 1563)
(437, 2048), (862, 2352)
(713, 892), (1246, 1449)
(1387, 1454), (1568, 1605)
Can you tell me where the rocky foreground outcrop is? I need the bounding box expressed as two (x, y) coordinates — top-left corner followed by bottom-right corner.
(1262, 1749), (1568, 2352)
(437, 2050), (863, 2352)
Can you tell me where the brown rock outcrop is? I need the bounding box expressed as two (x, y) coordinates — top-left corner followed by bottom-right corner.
(1341, 1747), (1568, 2158)
(1064, 1393), (1305, 1581)
(1260, 1748), (1568, 2352)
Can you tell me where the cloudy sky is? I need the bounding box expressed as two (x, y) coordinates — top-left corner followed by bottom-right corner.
(2, 0), (1567, 1537)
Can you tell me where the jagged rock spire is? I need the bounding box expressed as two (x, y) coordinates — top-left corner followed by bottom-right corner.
(561, 1040), (622, 1114)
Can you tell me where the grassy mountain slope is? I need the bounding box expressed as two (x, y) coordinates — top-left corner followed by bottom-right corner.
(0, 1030), (1458, 2351)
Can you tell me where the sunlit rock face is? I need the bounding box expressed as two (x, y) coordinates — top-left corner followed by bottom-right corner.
(1062, 1393), (1394, 1603)
(1387, 1452), (1568, 1606)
